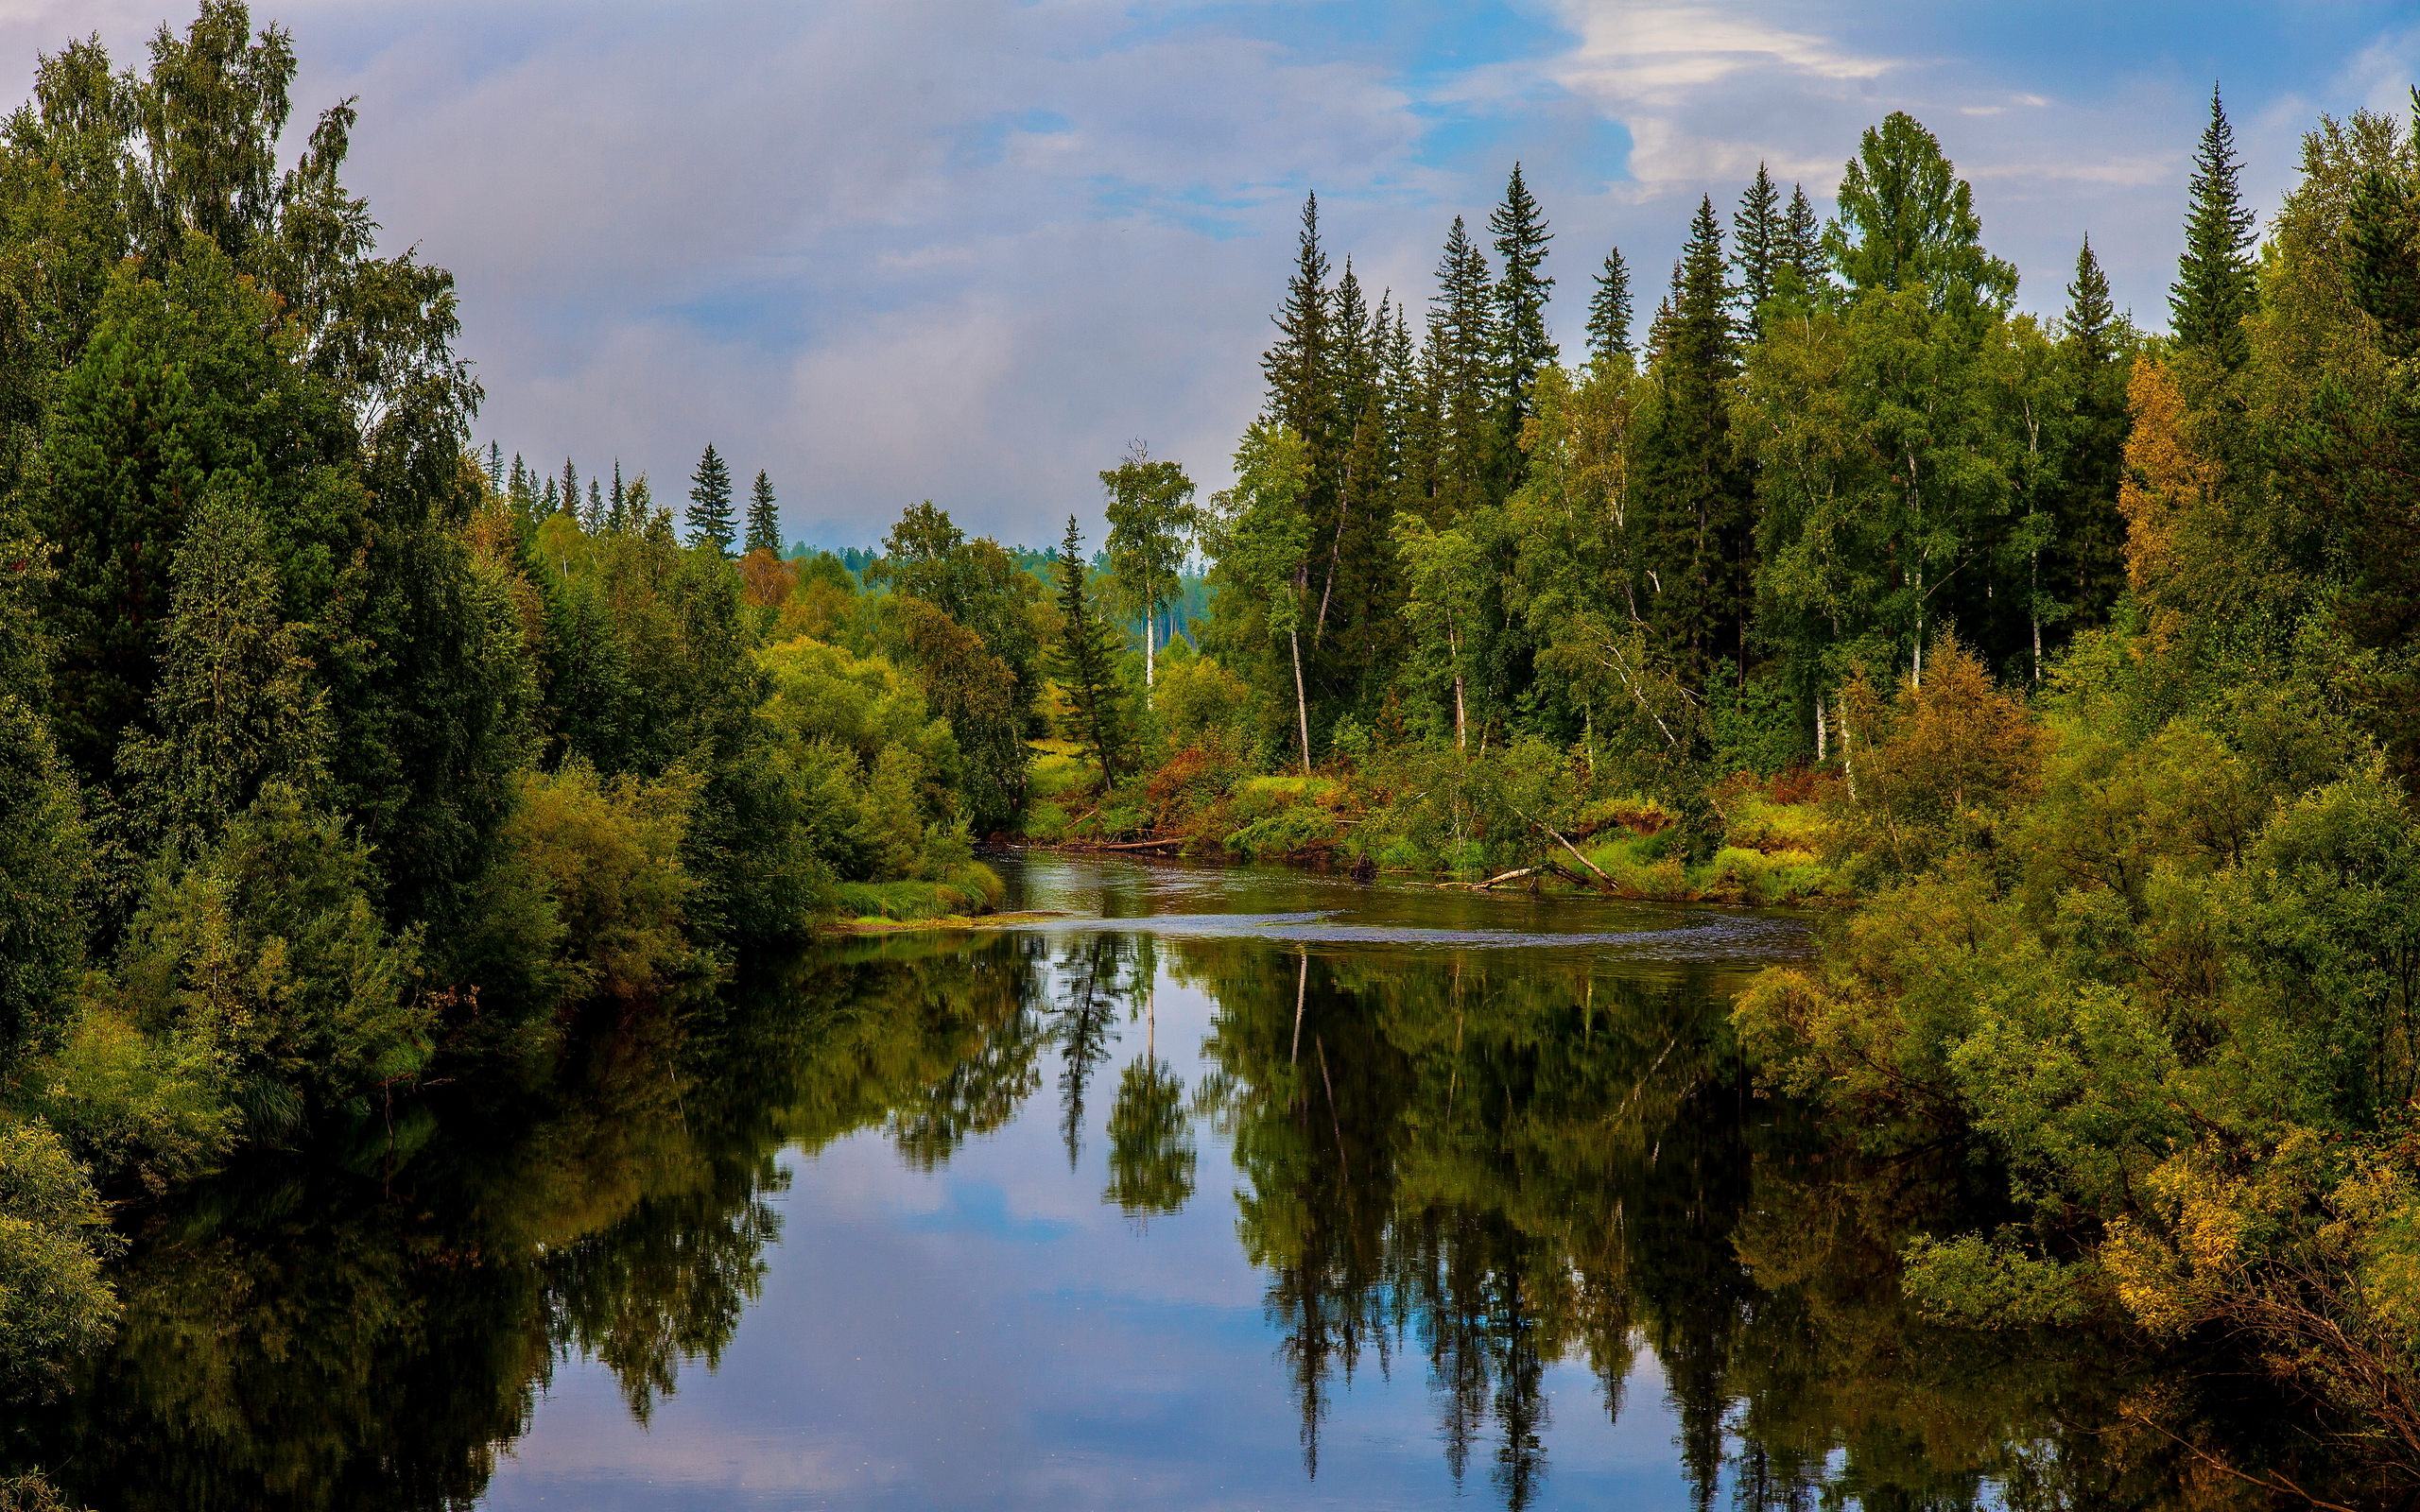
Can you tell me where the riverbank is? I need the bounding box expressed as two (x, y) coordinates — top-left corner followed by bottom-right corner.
(1015, 744), (1847, 906)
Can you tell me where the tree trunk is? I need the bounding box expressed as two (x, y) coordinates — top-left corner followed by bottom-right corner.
(1815, 691), (1827, 762)
(2031, 553), (2042, 684)
(1450, 627), (1466, 751)
(1290, 627), (1311, 777)
(1144, 604), (1154, 705)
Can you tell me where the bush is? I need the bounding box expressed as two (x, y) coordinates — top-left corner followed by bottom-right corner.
(0, 695), (89, 1060)
(113, 783), (426, 1126)
(16, 1008), (237, 1193)
(0, 1119), (120, 1400)
(1154, 654), (1249, 755)
(494, 763), (708, 1002)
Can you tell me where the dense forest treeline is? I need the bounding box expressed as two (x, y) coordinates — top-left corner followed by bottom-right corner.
(8, 0), (2420, 1496)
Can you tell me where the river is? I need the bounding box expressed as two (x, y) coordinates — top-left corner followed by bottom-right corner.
(9, 855), (2293, 1509)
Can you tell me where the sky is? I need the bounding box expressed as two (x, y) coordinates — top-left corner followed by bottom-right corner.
(7, 0), (2418, 551)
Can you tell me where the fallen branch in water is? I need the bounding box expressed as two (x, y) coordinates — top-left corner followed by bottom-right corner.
(1509, 805), (1616, 889)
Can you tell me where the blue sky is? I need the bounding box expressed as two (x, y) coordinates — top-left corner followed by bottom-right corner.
(11, 1), (2418, 548)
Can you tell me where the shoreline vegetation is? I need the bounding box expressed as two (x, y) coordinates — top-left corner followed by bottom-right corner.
(5, 3), (2420, 1502)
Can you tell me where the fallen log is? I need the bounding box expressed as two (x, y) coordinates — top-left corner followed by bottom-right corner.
(1477, 867), (1537, 889)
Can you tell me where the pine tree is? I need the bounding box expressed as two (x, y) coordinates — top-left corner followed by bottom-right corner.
(2066, 233), (2117, 364)
(1261, 193), (1334, 463)
(1428, 215), (1500, 514)
(610, 459), (627, 532)
(1052, 515), (1128, 784)
(1782, 183), (1825, 295)
(1733, 162), (1781, 330)
(1825, 112), (2015, 313)
(1490, 162), (1557, 441)
(562, 458), (581, 527)
(1586, 249), (1633, 366)
(686, 442), (735, 554)
(1638, 197), (1751, 686)
(541, 476), (560, 517)
(2348, 166), (2420, 357)
(2169, 84), (2258, 369)
(1333, 259), (1375, 423)
(2054, 234), (2131, 634)
(585, 479), (602, 534)
(745, 470), (779, 555)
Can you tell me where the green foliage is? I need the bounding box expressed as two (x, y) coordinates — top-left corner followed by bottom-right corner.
(2171, 86), (2259, 369)
(114, 782), (426, 1125)
(1824, 111), (2017, 315)
(0, 1119), (119, 1400)
(1051, 516), (1132, 784)
(15, 1008), (237, 1193)
(684, 442), (734, 554)
(0, 696), (87, 1060)
(485, 762), (706, 1005)
(743, 469), (778, 557)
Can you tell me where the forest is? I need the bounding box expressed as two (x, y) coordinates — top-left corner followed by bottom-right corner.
(7, 0), (2420, 1498)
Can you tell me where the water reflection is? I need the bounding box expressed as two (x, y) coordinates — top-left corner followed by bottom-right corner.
(2, 858), (2346, 1509)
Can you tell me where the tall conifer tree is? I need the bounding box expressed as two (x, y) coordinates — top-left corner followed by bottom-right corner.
(1262, 193), (1334, 466)
(1782, 183), (1825, 295)
(2169, 84), (2257, 369)
(2053, 234), (2131, 632)
(1490, 163), (1556, 445)
(1585, 249), (1633, 366)
(1053, 516), (1128, 783)
(687, 442), (735, 553)
(745, 470), (779, 556)
(609, 459), (626, 532)
(1427, 215), (1499, 515)
(1638, 197), (1750, 686)
(562, 459), (582, 529)
(1733, 163), (1781, 330)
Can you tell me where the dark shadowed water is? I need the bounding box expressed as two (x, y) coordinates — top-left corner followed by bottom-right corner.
(7, 856), (2310, 1509)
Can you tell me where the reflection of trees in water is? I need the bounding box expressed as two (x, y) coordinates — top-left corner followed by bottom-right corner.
(12, 930), (2360, 1510)
(1182, 939), (2317, 1512)
(1051, 934), (1128, 1169)
(11, 936), (1057, 1511)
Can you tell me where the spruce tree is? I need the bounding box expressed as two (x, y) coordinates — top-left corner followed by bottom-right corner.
(1052, 515), (1128, 784)
(2169, 84), (2257, 369)
(2349, 165), (2420, 357)
(1585, 248), (1633, 366)
(1490, 162), (1556, 438)
(1261, 193), (1334, 463)
(1427, 215), (1500, 513)
(1782, 183), (1825, 295)
(686, 442), (735, 554)
(585, 479), (602, 533)
(562, 459), (580, 526)
(1333, 258), (1375, 422)
(745, 470), (779, 555)
(2055, 234), (2131, 631)
(610, 459), (626, 532)
(1733, 162), (1781, 329)
(1638, 197), (1750, 686)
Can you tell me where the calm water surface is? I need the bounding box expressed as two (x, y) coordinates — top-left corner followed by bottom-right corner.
(17, 856), (2273, 1509)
